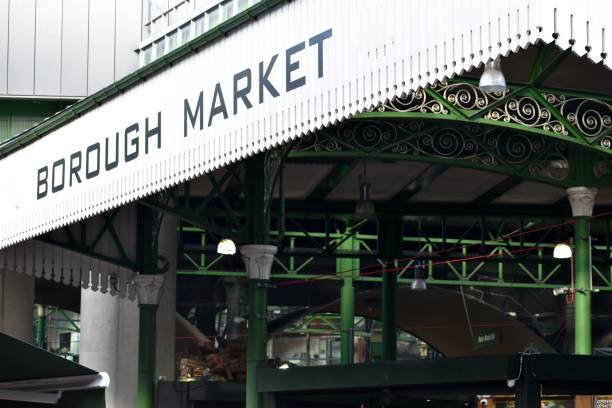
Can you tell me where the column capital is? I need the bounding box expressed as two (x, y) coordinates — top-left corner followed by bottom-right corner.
(239, 245), (277, 281)
(132, 274), (165, 305)
(566, 187), (598, 218)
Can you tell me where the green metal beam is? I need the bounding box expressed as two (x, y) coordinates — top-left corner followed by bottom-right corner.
(390, 164), (447, 203)
(257, 356), (515, 393)
(471, 176), (524, 205)
(139, 197), (241, 241)
(307, 162), (356, 201)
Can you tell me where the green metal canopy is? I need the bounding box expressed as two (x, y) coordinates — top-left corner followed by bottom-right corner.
(0, 332), (106, 407)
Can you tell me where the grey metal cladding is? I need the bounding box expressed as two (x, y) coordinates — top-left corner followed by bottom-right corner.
(35, 0), (62, 96)
(114, 0), (141, 81)
(60, 0), (89, 97)
(7, 0), (35, 95)
(87, 0), (115, 94)
(0, 0), (8, 94)
(0, 0), (141, 98)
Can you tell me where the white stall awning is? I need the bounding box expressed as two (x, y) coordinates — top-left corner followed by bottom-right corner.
(0, 0), (609, 248)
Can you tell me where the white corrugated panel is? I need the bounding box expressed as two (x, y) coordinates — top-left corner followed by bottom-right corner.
(0, 0), (609, 250)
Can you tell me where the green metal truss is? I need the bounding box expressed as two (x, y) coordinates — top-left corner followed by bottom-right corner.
(291, 44), (612, 188)
(177, 215), (612, 292)
(291, 78), (612, 188)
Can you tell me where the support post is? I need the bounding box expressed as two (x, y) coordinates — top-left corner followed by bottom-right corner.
(382, 271), (397, 361)
(36, 305), (46, 349)
(567, 187), (597, 355)
(574, 217), (591, 355)
(137, 304), (157, 408)
(378, 215), (402, 362)
(340, 277), (355, 364)
(244, 154), (273, 408)
(515, 356), (540, 408)
(134, 274), (164, 408)
(246, 280), (268, 408)
(337, 232), (359, 364)
(134, 205), (164, 408)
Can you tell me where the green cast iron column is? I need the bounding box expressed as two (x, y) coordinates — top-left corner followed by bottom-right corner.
(246, 281), (267, 408)
(138, 304), (157, 408)
(340, 278), (355, 364)
(36, 305), (46, 349)
(337, 233), (359, 364)
(381, 271), (397, 361)
(574, 217), (592, 355)
(137, 205), (157, 408)
(378, 214), (402, 362)
(245, 154), (268, 408)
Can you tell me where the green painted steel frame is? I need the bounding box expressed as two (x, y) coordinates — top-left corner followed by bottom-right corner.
(177, 220), (612, 292)
(291, 78), (612, 189)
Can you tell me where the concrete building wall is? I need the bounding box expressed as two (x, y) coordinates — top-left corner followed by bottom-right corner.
(80, 289), (139, 408)
(0, 269), (35, 343)
(0, 0), (142, 98)
(79, 214), (177, 408)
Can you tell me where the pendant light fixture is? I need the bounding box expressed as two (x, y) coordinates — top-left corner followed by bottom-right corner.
(217, 238), (236, 255)
(355, 160), (376, 219)
(553, 242), (573, 259)
(411, 259), (428, 291)
(479, 58), (507, 93)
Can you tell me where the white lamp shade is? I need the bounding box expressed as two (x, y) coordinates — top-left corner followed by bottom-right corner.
(411, 278), (427, 291)
(217, 239), (236, 255)
(479, 59), (507, 93)
(553, 243), (572, 259)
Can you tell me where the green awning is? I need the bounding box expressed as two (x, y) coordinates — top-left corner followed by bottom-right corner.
(0, 332), (106, 407)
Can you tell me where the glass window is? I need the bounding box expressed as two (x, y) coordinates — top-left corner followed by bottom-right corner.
(167, 31), (177, 52)
(193, 15), (205, 37)
(221, 0), (234, 21)
(180, 23), (192, 44)
(237, 0), (248, 13)
(207, 6), (219, 28)
(142, 45), (153, 65)
(154, 38), (165, 58)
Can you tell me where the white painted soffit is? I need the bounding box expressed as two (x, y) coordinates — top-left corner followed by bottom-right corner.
(0, 0), (610, 249)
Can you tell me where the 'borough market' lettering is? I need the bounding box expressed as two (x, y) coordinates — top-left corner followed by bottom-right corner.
(36, 28), (332, 200)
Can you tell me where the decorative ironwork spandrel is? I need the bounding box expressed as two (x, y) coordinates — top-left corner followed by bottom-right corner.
(544, 93), (612, 147)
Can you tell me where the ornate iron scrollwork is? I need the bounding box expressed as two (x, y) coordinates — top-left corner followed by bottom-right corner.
(436, 81), (507, 110)
(544, 93), (612, 147)
(375, 81), (612, 150)
(484, 96), (567, 135)
(376, 89), (447, 114)
(293, 119), (570, 182)
(292, 132), (342, 153)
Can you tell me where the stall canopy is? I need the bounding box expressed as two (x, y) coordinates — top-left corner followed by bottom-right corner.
(0, 332), (108, 407)
(0, 0), (609, 249)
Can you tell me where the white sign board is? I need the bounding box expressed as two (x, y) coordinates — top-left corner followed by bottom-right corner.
(0, 0), (609, 248)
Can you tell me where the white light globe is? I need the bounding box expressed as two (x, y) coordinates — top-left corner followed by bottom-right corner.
(217, 239), (236, 255)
